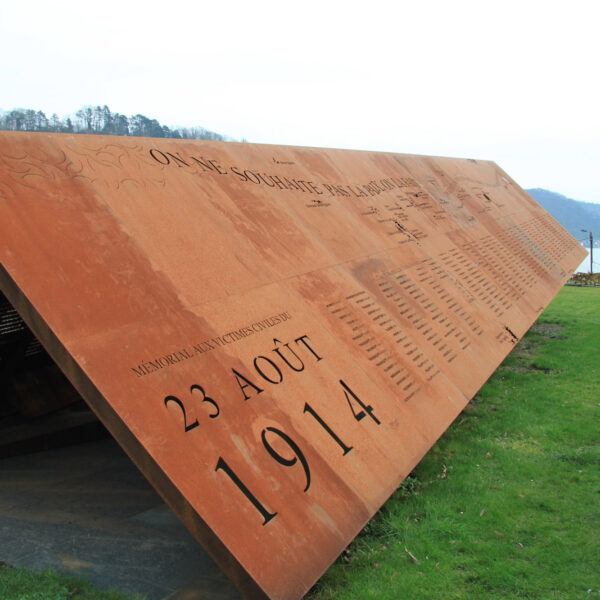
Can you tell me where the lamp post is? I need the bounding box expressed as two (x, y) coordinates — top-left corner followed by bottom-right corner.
(581, 229), (594, 274)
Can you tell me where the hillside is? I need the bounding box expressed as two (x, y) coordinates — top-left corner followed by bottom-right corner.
(526, 188), (599, 245)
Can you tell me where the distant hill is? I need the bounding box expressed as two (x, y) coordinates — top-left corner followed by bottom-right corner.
(526, 188), (599, 246)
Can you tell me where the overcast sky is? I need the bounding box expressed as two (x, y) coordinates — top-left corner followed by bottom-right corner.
(1, 0), (598, 203)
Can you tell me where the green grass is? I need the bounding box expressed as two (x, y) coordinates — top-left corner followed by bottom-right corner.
(308, 286), (599, 600)
(0, 564), (141, 600)
(2, 287), (598, 599)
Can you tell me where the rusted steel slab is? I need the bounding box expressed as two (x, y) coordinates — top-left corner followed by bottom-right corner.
(0, 132), (585, 599)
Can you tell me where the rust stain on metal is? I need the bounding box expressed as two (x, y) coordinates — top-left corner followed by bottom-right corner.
(0, 132), (585, 599)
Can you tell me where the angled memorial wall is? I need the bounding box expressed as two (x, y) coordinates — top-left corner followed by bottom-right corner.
(0, 132), (585, 599)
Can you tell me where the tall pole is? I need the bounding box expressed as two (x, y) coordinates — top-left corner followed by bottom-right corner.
(582, 229), (594, 274)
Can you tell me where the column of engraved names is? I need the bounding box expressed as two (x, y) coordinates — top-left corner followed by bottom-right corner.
(326, 291), (439, 402)
(374, 268), (472, 365)
(461, 235), (526, 302)
(438, 247), (511, 316)
(411, 257), (484, 337)
(497, 225), (556, 282)
(519, 214), (581, 269)
(480, 233), (537, 292)
(511, 225), (557, 272)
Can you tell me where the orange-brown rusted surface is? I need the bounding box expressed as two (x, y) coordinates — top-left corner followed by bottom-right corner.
(0, 132), (585, 599)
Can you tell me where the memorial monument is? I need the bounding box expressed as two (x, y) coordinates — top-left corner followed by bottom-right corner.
(0, 132), (585, 599)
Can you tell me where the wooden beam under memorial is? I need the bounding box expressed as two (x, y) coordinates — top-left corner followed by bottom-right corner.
(0, 132), (585, 599)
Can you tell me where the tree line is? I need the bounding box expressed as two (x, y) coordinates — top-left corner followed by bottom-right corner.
(0, 105), (233, 141)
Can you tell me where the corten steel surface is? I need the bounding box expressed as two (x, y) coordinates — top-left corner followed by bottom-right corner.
(0, 132), (585, 599)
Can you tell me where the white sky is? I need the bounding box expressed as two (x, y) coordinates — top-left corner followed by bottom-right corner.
(1, 0), (599, 203)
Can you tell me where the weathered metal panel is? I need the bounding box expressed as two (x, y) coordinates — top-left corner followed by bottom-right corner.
(0, 132), (585, 599)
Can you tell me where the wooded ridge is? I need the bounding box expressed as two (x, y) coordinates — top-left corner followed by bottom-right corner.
(0, 104), (232, 141)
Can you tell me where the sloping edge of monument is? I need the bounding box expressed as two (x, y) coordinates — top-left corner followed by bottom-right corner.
(0, 262), (269, 600)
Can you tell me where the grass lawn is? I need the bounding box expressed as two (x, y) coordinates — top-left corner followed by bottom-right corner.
(1, 286), (598, 599)
(0, 566), (141, 600)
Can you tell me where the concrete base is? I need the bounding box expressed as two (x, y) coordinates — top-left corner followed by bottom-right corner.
(0, 438), (241, 600)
